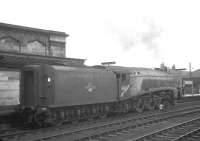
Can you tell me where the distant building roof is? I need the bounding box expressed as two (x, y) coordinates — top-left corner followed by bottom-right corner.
(0, 22), (68, 37)
(188, 69), (200, 78)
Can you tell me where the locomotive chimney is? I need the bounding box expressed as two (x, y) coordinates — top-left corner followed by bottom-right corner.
(172, 64), (176, 70)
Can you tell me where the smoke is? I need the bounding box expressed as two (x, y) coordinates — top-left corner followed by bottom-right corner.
(107, 18), (162, 58)
(107, 24), (138, 51)
(140, 19), (161, 58)
(117, 32), (136, 51)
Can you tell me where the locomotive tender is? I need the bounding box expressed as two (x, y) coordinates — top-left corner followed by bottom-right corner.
(19, 64), (180, 125)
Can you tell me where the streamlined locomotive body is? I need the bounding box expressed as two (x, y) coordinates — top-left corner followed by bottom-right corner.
(19, 64), (180, 125)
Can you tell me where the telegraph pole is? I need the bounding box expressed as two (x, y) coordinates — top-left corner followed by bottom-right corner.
(189, 62), (192, 78)
(189, 62), (194, 94)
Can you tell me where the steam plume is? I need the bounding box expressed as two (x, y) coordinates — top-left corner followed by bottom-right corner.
(107, 18), (162, 58)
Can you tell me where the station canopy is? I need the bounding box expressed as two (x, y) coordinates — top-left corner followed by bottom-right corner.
(0, 51), (85, 70)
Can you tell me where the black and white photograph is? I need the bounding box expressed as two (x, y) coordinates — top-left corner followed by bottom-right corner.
(1, 0), (200, 141)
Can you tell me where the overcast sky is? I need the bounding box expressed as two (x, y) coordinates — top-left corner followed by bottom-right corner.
(0, 0), (199, 70)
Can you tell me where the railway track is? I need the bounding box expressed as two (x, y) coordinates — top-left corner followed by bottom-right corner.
(173, 126), (200, 141)
(70, 107), (200, 141)
(177, 95), (200, 103)
(1, 105), (200, 141)
(132, 117), (200, 141)
(0, 98), (198, 130)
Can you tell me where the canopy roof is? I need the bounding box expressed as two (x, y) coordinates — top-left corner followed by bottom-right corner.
(0, 51), (85, 69)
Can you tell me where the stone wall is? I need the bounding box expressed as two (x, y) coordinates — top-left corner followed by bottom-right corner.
(0, 71), (19, 106)
(0, 23), (67, 57)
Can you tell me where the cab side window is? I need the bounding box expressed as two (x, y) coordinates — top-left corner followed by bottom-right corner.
(122, 74), (126, 81)
(116, 73), (120, 79)
(121, 73), (130, 82)
(115, 73), (130, 82)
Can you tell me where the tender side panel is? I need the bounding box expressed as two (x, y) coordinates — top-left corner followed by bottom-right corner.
(53, 67), (118, 106)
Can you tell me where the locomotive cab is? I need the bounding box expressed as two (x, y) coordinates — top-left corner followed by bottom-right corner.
(115, 71), (131, 100)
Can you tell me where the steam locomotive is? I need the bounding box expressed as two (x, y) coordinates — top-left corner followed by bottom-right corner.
(18, 64), (180, 126)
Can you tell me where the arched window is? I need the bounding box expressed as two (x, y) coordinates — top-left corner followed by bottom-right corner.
(0, 36), (20, 52)
(26, 40), (45, 55)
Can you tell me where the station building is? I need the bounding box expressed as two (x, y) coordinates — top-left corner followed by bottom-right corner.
(0, 22), (85, 68)
(0, 22), (85, 106)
